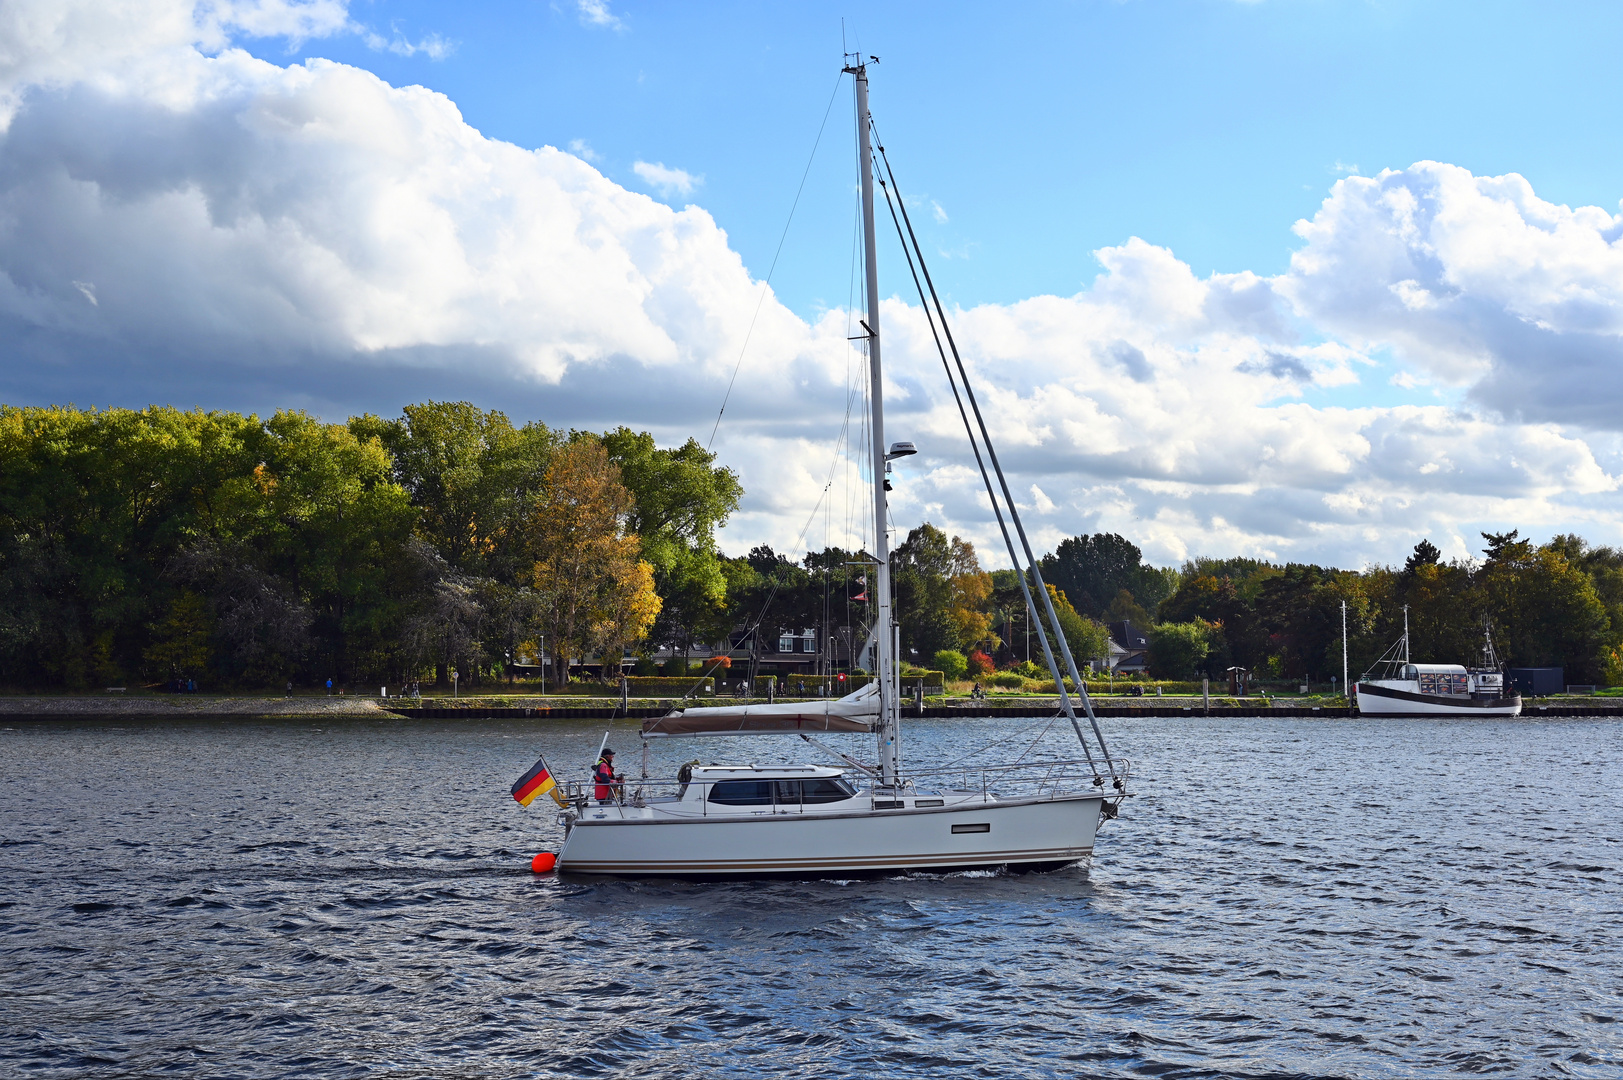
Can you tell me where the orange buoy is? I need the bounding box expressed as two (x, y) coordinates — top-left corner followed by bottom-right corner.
(530, 851), (557, 873)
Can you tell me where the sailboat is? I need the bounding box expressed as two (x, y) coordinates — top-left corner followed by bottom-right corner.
(1355, 608), (1521, 717)
(541, 57), (1128, 877)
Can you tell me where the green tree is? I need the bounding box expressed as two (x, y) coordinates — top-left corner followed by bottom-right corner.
(603, 427), (742, 663)
(1148, 620), (1214, 679)
(255, 411), (420, 683)
(1404, 538), (1442, 573)
(1158, 572), (1255, 670)
(1255, 564), (1343, 679)
(143, 591), (213, 682)
(892, 523), (956, 662)
(1479, 533), (1607, 678)
(1041, 532), (1171, 619)
(354, 401), (556, 584)
(1041, 583), (1111, 669)
(0, 405), (263, 686)
(933, 648), (968, 680)
(1402, 559), (1478, 666)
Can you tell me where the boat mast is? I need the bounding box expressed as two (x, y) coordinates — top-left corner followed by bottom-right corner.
(1341, 599), (1348, 695)
(1402, 604), (1410, 666)
(848, 57), (900, 785)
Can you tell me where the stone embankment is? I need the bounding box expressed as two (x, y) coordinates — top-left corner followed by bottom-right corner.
(1, 693), (1618, 721)
(0, 695), (396, 720)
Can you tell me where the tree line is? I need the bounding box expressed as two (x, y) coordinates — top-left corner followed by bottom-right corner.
(0, 403), (741, 689)
(1145, 531), (1623, 684)
(829, 524), (1623, 687)
(2, 401), (1617, 690)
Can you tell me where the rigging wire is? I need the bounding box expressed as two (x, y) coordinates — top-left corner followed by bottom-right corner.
(844, 184), (862, 556)
(707, 70), (846, 451)
(871, 125), (1114, 778)
(938, 712), (1063, 770)
(874, 129), (1113, 774)
(871, 167), (1097, 779)
(695, 115), (872, 701)
(678, 477), (834, 701)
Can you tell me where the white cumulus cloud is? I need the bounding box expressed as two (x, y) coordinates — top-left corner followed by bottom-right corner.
(1283, 161), (1623, 427)
(632, 160), (699, 198)
(2, 1), (1622, 570)
(575, 0), (623, 31)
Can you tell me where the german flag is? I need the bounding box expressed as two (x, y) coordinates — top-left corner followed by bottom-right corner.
(511, 754), (566, 808)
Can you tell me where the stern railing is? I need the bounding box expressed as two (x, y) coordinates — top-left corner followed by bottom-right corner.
(558, 757), (1130, 813)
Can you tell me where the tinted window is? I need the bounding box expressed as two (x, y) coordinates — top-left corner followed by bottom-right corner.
(708, 780), (773, 805)
(801, 778), (856, 804)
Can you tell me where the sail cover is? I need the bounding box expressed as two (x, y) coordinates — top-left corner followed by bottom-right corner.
(641, 683), (879, 737)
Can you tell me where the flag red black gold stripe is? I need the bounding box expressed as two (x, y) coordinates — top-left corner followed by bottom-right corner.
(511, 755), (562, 807)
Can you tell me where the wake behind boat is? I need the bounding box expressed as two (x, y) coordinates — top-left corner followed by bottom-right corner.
(517, 55), (1129, 879)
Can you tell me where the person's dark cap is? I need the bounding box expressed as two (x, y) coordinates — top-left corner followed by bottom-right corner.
(602, 748), (615, 757)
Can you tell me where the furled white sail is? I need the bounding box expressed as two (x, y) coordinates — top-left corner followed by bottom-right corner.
(641, 682), (879, 737)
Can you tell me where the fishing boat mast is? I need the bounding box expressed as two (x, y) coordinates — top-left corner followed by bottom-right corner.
(847, 56), (901, 786)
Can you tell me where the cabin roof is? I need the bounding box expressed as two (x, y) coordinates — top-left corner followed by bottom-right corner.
(688, 765), (845, 779)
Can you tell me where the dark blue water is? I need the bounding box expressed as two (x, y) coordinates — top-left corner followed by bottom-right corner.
(2, 714), (1619, 1078)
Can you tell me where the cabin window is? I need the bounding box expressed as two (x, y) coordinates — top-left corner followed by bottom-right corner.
(708, 780), (773, 805)
(1417, 672), (1470, 695)
(801, 777), (856, 803)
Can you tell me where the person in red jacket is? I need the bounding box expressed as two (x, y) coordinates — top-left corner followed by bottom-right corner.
(593, 749), (622, 804)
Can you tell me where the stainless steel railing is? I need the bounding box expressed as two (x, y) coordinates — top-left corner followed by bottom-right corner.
(556, 757), (1129, 814)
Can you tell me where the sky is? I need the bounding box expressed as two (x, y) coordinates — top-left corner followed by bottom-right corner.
(3, 0), (1623, 571)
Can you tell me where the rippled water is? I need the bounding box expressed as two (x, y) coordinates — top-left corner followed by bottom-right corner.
(2, 713), (1620, 1077)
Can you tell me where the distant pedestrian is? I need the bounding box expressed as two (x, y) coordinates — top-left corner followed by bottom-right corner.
(285, 680), (292, 697)
(326, 678), (333, 695)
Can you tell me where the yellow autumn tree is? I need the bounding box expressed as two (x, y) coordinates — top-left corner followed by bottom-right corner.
(945, 536), (997, 651)
(530, 439), (661, 685)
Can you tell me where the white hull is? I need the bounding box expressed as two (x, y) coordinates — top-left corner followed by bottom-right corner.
(1356, 681), (1521, 717)
(557, 793), (1106, 877)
